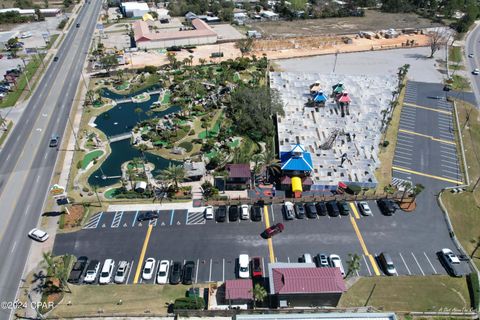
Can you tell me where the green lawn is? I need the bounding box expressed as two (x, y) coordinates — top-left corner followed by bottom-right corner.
(81, 150), (103, 169)
(450, 75), (471, 91)
(50, 284), (199, 317)
(0, 121), (13, 146)
(339, 276), (470, 311)
(198, 119), (221, 139)
(449, 46), (462, 64)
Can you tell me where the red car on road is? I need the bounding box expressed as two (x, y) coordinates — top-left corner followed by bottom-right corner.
(252, 257), (262, 278)
(264, 223), (284, 238)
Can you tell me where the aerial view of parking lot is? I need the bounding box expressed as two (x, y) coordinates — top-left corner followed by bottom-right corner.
(0, 0), (480, 319)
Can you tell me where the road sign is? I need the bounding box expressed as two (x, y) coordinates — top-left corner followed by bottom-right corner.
(50, 184), (65, 196)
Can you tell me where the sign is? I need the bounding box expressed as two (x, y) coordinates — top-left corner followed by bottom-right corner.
(50, 184), (65, 197)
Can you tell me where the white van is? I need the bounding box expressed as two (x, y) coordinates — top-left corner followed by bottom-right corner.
(240, 205), (249, 220)
(99, 259), (115, 284)
(301, 253), (313, 264)
(205, 206), (214, 220)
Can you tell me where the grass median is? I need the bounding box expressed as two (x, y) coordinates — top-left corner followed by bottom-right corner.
(50, 284), (199, 317)
(339, 276), (470, 312)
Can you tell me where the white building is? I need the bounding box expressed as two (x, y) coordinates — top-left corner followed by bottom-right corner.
(121, 2), (150, 18)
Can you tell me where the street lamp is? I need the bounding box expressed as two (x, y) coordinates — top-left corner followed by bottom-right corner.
(20, 58), (32, 92)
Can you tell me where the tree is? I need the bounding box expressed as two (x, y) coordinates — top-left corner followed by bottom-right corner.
(86, 90), (95, 105)
(166, 52), (179, 69)
(7, 37), (20, 58)
(470, 237), (480, 259)
(116, 68), (124, 82)
(200, 181), (218, 199)
(400, 181), (412, 202)
(42, 252), (71, 293)
(251, 283), (267, 308)
(428, 28), (448, 58)
(149, 11), (158, 19)
(262, 146), (281, 182)
(235, 38), (254, 56)
(157, 163), (186, 191)
(35, 8), (45, 21)
(100, 54), (118, 74)
(134, 107), (143, 122)
(345, 253), (361, 278)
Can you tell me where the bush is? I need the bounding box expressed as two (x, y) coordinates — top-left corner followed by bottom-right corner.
(382, 140), (390, 147)
(173, 297), (205, 310)
(77, 160), (82, 169)
(467, 272), (480, 310)
(178, 141), (193, 152)
(57, 18), (68, 30)
(188, 130), (195, 136)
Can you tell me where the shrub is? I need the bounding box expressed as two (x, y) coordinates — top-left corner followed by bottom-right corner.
(178, 141), (193, 152)
(57, 18), (68, 30)
(467, 272), (480, 310)
(188, 130), (195, 136)
(77, 160), (82, 169)
(382, 140), (390, 147)
(173, 297), (205, 310)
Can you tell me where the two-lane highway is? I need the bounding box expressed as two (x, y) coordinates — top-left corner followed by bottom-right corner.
(0, 1), (102, 318)
(465, 23), (480, 106)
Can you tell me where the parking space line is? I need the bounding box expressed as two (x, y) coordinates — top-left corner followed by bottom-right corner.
(111, 211), (123, 228)
(404, 102), (451, 115)
(362, 255), (372, 276)
(83, 212), (103, 229)
(133, 225), (154, 284)
(399, 253), (411, 275)
(349, 216), (380, 275)
(270, 205), (275, 222)
(396, 145), (413, 152)
(395, 150), (413, 156)
(393, 166), (463, 184)
(395, 154), (412, 160)
(394, 159), (411, 166)
(263, 205), (276, 263)
(126, 260), (134, 284)
(195, 259), (199, 284)
(349, 202), (360, 219)
(208, 259), (212, 282)
(185, 211), (189, 224)
(169, 210), (175, 225)
(222, 258), (225, 282)
(399, 129), (455, 145)
(424, 252), (437, 274)
(132, 211), (139, 227)
(411, 252), (425, 276)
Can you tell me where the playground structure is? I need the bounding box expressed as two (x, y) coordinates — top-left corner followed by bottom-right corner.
(272, 72), (397, 191)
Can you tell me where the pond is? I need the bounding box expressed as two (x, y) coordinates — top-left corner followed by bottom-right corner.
(88, 86), (180, 188)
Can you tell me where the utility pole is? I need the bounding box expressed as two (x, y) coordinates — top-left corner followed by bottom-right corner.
(20, 58), (32, 92)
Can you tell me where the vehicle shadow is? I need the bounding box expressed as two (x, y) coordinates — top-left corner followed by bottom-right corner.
(42, 211), (62, 217)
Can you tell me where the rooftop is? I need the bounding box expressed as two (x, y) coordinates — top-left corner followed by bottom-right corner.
(226, 163), (251, 178)
(133, 18), (217, 42)
(121, 2), (149, 11)
(225, 279), (253, 300)
(271, 266), (346, 294)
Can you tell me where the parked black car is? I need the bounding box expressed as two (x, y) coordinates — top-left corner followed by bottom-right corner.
(377, 199), (396, 216)
(338, 201), (350, 216)
(305, 203), (317, 218)
(251, 205), (262, 221)
(294, 203), (305, 219)
(315, 202), (328, 216)
(137, 211), (159, 221)
(326, 201), (340, 217)
(228, 205), (239, 222)
(169, 261), (182, 284)
(182, 261), (195, 285)
(68, 256), (88, 283)
(216, 205), (227, 222)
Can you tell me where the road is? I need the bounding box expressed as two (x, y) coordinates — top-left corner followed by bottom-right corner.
(0, 1), (102, 318)
(465, 23), (480, 106)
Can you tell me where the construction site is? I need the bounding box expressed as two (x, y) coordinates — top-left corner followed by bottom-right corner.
(271, 72), (397, 191)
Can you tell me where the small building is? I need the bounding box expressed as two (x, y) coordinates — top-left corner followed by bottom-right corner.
(121, 2), (149, 18)
(215, 163), (251, 190)
(134, 181), (147, 193)
(279, 144), (313, 197)
(260, 10), (279, 20)
(236, 312), (398, 320)
(184, 160), (206, 181)
(225, 279), (253, 305)
(268, 263), (346, 308)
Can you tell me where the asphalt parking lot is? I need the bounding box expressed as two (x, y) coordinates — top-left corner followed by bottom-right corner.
(53, 200), (470, 286)
(392, 81), (463, 186)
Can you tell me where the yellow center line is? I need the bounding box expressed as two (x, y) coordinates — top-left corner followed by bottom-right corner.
(403, 102), (451, 115)
(133, 224), (153, 284)
(349, 202), (360, 219)
(349, 216), (380, 276)
(399, 129), (456, 145)
(392, 166), (463, 184)
(263, 205), (275, 263)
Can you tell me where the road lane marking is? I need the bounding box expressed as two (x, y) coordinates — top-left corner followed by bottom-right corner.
(349, 202), (360, 219)
(399, 252), (411, 275)
(10, 241), (16, 254)
(263, 205), (275, 263)
(169, 209), (175, 225)
(411, 252), (425, 276)
(392, 166), (463, 184)
(362, 254), (371, 276)
(399, 129), (456, 145)
(349, 216), (380, 275)
(133, 224), (153, 284)
(404, 102), (451, 115)
(424, 252), (437, 274)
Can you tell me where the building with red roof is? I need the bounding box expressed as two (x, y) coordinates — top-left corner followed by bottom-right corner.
(215, 163), (251, 190)
(268, 263), (346, 308)
(225, 279), (253, 305)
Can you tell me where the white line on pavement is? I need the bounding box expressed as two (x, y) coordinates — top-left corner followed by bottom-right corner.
(10, 241), (16, 254)
(208, 259), (212, 282)
(222, 258), (225, 282)
(395, 154), (412, 160)
(399, 253), (411, 275)
(362, 254), (372, 276)
(126, 260), (134, 284)
(424, 252), (437, 274)
(411, 252), (425, 276)
(195, 259), (199, 284)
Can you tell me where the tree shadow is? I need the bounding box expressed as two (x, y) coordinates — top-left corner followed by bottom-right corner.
(42, 211), (62, 217)
(404, 53), (430, 60)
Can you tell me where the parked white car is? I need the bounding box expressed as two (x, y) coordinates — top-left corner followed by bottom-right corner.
(357, 201), (372, 216)
(99, 259), (115, 284)
(28, 228), (49, 242)
(329, 254), (345, 276)
(205, 206), (214, 220)
(238, 254), (250, 279)
(472, 68), (480, 75)
(142, 258), (156, 280)
(156, 260), (170, 284)
(114, 261), (130, 284)
(240, 205), (249, 220)
(83, 260), (100, 283)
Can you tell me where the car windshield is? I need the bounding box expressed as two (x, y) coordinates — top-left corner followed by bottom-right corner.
(116, 270), (124, 276)
(144, 268), (151, 273)
(240, 267), (248, 272)
(159, 271), (166, 276)
(101, 272), (108, 277)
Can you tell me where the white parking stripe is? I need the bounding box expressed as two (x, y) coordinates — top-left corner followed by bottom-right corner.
(394, 159), (411, 166)
(399, 253), (411, 275)
(441, 159), (459, 165)
(442, 164), (459, 170)
(126, 260), (134, 284)
(209, 259), (212, 282)
(395, 154), (412, 160)
(195, 258), (199, 283)
(362, 254), (372, 276)
(222, 258), (225, 282)
(262, 257), (265, 278)
(411, 252), (425, 275)
(398, 134), (415, 140)
(424, 252), (437, 274)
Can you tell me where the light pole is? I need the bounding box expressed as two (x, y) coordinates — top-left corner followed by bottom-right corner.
(20, 58), (32, 92)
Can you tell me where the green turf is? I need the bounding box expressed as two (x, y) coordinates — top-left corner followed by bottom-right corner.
(81, 150), (103, 169)
(198, 121), (221, 139)
(104, 188), (118, 199)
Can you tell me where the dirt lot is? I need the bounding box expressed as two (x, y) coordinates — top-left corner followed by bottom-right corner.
(249, 10), (442, 38)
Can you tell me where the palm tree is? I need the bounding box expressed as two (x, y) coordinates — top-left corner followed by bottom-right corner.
(126, 165), (135, 189)
(345, 253), (361, 278)
(251, 154), (264, 187)
(42, 252), (71, 293)
(411, 183), (425, 202)
(250, 283), (267, 309)
(86, 90), (95, 105)
(400, 181), (412, 202)
(156, 163), (186, 191)
(92, 184), (102, 207)
(199, 58), (206, 66)
(262, 148), (281, 182)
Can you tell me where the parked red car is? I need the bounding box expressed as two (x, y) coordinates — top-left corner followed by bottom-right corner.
(252, 257), (262, 278)
(264, 223), (284, 238)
